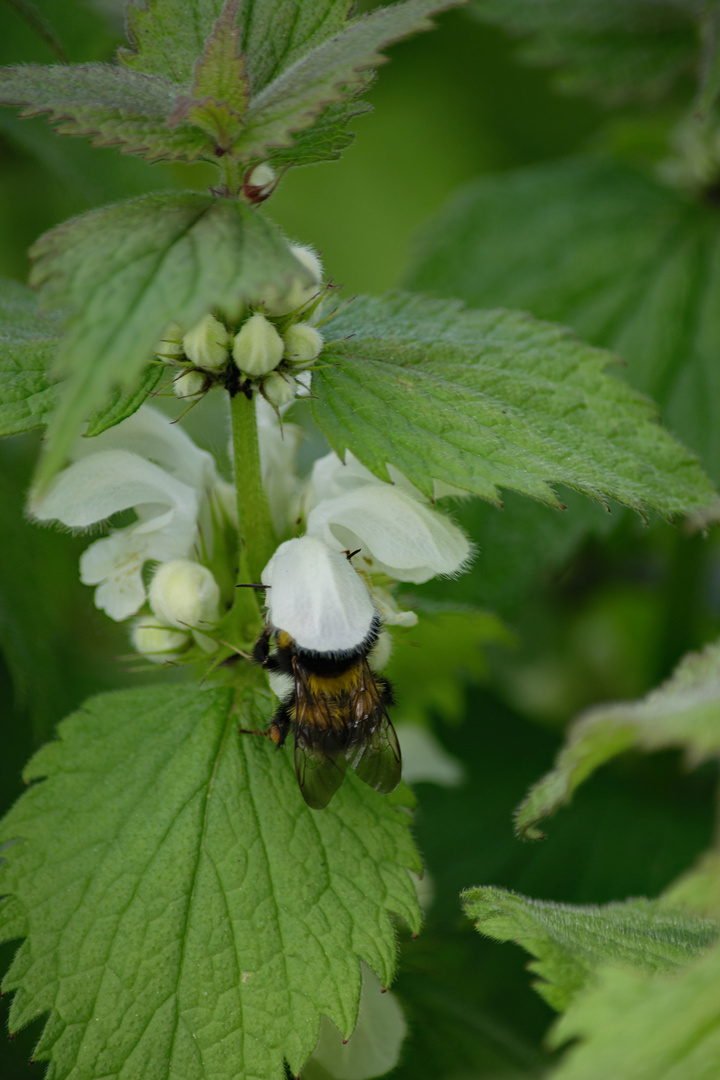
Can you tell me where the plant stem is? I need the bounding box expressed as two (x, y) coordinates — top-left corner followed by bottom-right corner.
(230, 390), (276, 588)
(218, 153), (241, 196)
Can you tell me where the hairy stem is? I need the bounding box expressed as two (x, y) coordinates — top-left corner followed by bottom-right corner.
(230, 389), (276, 588)
(217, 153), (241, 196)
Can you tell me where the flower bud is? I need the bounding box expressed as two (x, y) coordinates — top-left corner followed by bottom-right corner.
(263, 243), (323, 316)
(149, 559), (220, 630)
(290, 243), (323, 285)
(183, 313), (231, 371)
(262, 371), (297, 409)
(283, 322), (323, 365)
(131, 615), (190, 663)
(243, 163), (277, 203)
(232, 313), (284, 377)
(157, 322), (185, 360)
(173, 369), (206, 398)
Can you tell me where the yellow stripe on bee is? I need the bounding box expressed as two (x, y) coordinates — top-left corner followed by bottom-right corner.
(306, 665), (365, 697)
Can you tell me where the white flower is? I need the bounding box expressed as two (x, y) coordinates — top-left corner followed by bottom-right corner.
(70, 405), (217, 493)
(307, 963), (407, 1080)
(304, 451), (471, 585)
(255, 398), (303, 537)
(149, 560), (220, 631)
(30, 407), (222, 621)
(261, 536), (376, 655)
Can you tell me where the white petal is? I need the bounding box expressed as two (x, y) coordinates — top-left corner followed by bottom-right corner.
(256, 401), (302, 535)
(308, 450), (372, 503)
(307, 450), (425, 511)
(261, 536), (375, 654)
(77, 494), (198, 621)
(306, 485), (471, 584)
(72, 405), (216, 492)
(80, 531), (144, 585)
(30, 450), (199, 529)
(371, 587), (418, 628)
(81, 534), (149, 620)
(307, 964), (406, 1080)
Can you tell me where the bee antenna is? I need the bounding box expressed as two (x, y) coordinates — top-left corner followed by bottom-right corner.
(236, 582), (269, 589)
(345, 548), (362, 561)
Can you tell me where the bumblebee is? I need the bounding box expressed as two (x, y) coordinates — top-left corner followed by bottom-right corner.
(252, 536), (402, 810)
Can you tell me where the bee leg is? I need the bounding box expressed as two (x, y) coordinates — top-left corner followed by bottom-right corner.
(252, 626), (272, 666)
(269, 701), (292, 748)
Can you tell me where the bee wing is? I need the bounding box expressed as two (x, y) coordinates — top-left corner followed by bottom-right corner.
(294, 737), (348, 810)
(346, 714), (402, 795)
(293, 661), (348, 810)
(345, 663), (402, 795)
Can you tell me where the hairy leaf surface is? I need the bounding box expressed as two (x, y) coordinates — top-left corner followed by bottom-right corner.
(85, 365), (167, 437)
(120, 0), (351, 91)
(407, 158), (720, 485)
(470, 0), (707, 105)
(0, 682), (420, 1080)
(0, 64), (209, 162)
(313, 292), (717, 517)
(464, 886), (717, 1012)
(549, 941), (720, 1079)
(516, 637), (720, 840)
(0, 277), (61, 435)
(233, 0), (455, 162)
(29, 192), (309, 483)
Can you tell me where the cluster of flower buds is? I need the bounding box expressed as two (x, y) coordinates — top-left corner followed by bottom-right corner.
(157, 241), (326, 411)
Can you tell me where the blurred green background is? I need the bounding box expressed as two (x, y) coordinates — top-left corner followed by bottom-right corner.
(1, 2), (718, 1078)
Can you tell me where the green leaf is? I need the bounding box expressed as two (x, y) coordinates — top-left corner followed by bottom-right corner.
(234, 0), (456, 163)
(169, 0), (250, 148)
(0, 277), (61, 435)
(84, 364), (166, 437)
(313, 292), (717, 518)
(391, 686), (715, 1080)
(406, 157), (720, 486)
(303, 964), (407, 1080)
(191, 0), (249, 114)
(516, 637), (720, 841)
(548, 940), (720, 1080)
(469, 0), (706, 105)
(29, 191), (310, 484)
(119, 0), (390, 167)
(121, 0), (353, 92)
(665, 851), (720, 920)
(266, 93), (373, 167)
(0, 681), (421, 1080)
(3, 1), (454, 169)
(463, 886), (717, 1013)
(0, 63), (210, 162)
